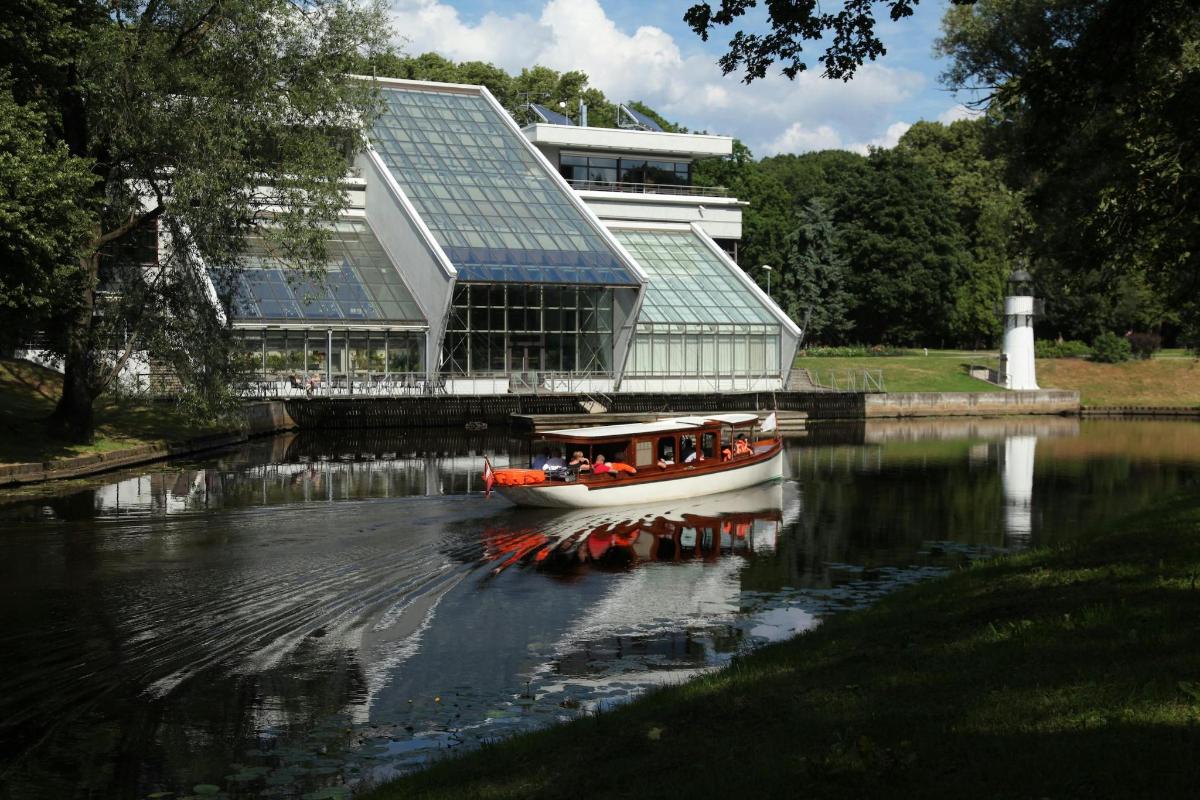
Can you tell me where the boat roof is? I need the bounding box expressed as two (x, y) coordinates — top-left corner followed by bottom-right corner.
(542, 413), (760, 440)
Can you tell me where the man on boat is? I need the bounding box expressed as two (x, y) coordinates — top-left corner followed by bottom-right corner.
(592, 454), (612, 474)
(532, 449), (551, 470)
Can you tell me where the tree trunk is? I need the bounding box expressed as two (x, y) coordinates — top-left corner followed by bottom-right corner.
(48, 250), (101, 444)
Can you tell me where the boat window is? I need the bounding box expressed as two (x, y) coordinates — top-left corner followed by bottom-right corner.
(604, 440), (632, 464)
(700, 432), (716, 459)
(657, 436), (676, 463)
(680, 435), (697, 463)
(635, 440), (654, 467)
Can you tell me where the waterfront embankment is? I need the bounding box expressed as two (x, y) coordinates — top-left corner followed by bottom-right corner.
(363, 493), (1200, 800)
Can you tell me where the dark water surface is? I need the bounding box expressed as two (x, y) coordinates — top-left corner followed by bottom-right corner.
(2, 419), (1198, 799)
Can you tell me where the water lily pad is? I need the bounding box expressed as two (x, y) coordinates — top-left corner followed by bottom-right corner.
(192, 786), (221, 796)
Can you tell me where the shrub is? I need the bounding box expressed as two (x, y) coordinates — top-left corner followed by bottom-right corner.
(1091, 331), (1132, 363)
(1035, 339), (1091, 359)
(1126, 332), (1161, 360)
(802, 345), (907, 357)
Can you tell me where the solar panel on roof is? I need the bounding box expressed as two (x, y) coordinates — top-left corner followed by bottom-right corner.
(530, 103), (573, 126)
(216, 220), (425, 323)
(618, 104), (664, 132)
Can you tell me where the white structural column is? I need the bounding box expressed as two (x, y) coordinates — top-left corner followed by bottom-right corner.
(1001, 294), (1039, 390)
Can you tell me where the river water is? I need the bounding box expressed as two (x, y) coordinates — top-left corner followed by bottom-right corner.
(1, 418), (1197, 799)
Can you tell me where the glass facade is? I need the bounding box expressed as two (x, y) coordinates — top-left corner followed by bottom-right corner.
(217, 220), (423, 324)
(441, 283), (613, 374)
(233, 329), (425, 383)
(614, 229), (782, 377)
(559, 155), (691, 188)
(371, 87), (638, 285)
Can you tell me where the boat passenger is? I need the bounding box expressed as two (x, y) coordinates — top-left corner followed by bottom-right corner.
(569, 451), (591, 472)
(657, 457), (674, 470)
(532, 449), (551, 470)
(734, 435), (753, 456)
(592, 454), (612, 474)
(545, 450), (566, 470)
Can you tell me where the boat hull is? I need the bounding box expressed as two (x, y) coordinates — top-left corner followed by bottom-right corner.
(496, 450), (784, 508)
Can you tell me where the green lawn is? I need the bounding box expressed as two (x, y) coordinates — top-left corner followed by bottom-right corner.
(363, 494), (1200, 800)
(0, 358), (228, 465)
(796, 349), (1200, 405)
(796, 351), (998, 393)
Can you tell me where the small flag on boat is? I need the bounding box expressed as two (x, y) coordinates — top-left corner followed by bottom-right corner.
(482, 456), (495, 498)
(761, 411), (778, 433)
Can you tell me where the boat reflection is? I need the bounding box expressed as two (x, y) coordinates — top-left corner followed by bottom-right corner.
(481, 482), (785, 575)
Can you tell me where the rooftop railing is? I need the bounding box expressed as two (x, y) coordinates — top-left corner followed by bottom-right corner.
(566, 179), (732, 198)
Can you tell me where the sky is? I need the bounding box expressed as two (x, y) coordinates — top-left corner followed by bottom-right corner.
(387, 0), (980, 157)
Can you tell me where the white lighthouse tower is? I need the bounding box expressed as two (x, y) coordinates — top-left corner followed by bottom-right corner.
(999, 267), (1040, 391)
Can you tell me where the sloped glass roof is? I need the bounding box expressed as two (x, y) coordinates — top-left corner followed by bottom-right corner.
(219, 220), (424, 324)
(371, 86), (638, 286)
(613, 229), (779, 326)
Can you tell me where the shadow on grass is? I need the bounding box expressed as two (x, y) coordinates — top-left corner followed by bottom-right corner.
(366, 497), (1200, 800)
(0, 358), (226, 465)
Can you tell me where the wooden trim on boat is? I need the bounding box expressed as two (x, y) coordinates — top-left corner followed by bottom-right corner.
(572, 438), (781, 491)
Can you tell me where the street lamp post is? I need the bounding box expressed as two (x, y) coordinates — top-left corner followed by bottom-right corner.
(762, 264), (773, 298)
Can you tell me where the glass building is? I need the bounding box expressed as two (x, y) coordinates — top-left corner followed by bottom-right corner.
(215, 78), (799, 395)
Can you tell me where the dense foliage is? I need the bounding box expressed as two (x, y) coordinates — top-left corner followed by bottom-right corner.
(687, 0), (1198, 351)
(938, 0), (1199, 346)
(694, 123), (1018, 347)
(0, 0), (388, 441)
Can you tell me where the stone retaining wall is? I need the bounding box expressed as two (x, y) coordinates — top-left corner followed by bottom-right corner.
(864, 390), (1080, 418)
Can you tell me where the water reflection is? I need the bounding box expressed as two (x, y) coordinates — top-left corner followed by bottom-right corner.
(482, 482), (784, 575)
(1, 420), (1198, 799)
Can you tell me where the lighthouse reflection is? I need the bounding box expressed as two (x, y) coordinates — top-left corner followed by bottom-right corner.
(480, 482), (784, 576)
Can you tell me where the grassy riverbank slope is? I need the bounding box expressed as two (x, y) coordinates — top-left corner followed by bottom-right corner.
(796, 350), (1200, 406)
(365, 496), (1200, 800)
(0, 358), (225, 465)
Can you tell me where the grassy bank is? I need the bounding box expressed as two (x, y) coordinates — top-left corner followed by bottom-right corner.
(0, 358), (227, 465)
(365, 496), (1200, 799)
(1039, 356), (1200, 407)
(795, 351), (996, 393)
(795, 350), (1200, 406)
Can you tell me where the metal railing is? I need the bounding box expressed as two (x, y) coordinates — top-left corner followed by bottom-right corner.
(236, 372), (442, 399)
(810, 369), (886, 393)
(566, 179), (732, 198)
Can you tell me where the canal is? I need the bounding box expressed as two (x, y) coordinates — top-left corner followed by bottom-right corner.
(1, 418), (1198, 798)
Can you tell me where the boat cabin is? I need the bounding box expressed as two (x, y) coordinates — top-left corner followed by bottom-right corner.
(532, 413), (771, 484)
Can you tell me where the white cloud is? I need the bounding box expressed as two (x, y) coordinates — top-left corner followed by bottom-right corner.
(937, 103), (984, 124)
(764, 119), (912, 156)
(388, 0), (929, 156)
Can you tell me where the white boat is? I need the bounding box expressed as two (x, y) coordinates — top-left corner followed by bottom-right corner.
(492, 413), (783, 508)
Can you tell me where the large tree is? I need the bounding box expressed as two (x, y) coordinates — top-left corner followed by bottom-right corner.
(0, 79), (96, 354)
(896, 119), (1022, 346)
(0, 0), (388, 442)
(938, 0), (1198, 340)
(835, 148), (971, 346)
(779, 198), (854, 344)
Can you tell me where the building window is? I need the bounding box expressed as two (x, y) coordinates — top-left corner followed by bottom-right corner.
(440, 283), (615, 375)
(560, 154), (691, 188)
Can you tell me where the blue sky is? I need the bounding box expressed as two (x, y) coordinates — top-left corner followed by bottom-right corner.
(388, 0), (976, 156)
